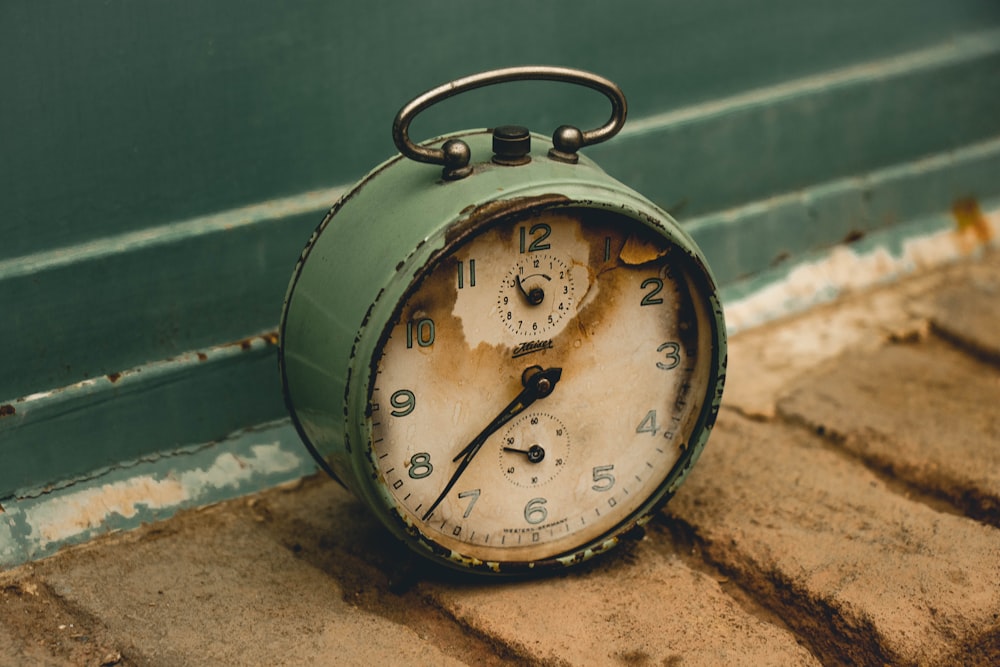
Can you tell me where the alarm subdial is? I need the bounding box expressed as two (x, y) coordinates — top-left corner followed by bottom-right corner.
(499, 412), (570, 488)
(497, 254), (575, 336)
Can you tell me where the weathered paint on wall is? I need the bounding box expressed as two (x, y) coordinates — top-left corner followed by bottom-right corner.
(722, 203), (1000, 334)
(0, 331), (287, 498)
(0, 421), (312, 568)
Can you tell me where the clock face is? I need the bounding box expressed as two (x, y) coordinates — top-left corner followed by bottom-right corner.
(366, 206), (717, 567)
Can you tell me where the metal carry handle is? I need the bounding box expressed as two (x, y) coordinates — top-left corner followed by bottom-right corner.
(392, 65), (628, 180)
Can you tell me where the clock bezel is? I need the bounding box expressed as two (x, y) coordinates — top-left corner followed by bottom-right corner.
(347, 195), (726, 575)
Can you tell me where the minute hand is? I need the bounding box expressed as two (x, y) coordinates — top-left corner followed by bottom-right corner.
(421, 366), (562, 522)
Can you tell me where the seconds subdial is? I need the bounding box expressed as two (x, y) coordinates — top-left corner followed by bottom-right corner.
(499, 412), (571, 488)
(497, 254), (575, 336)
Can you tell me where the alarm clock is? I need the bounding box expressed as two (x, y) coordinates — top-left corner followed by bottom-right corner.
(278, 66), (726, 574)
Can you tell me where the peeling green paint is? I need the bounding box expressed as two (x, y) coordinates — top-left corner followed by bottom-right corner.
(721, 201), (1000, 334)
(0, 421), (315, 569)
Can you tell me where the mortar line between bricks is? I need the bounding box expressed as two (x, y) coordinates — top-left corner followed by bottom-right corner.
(656, 510), (894, 666)
(899, 328), (1000, 527)
(664, 404), (828, 664)
(926, 320), (1000, 369)
(238, 490), (518, 667)
(3, 574), (138, 665)
(387, 589), (528, 667)
(718, 403), (776, 425)
(416, 590), (567, 667)
(646, 515), (821, 658)
(773, 405), (991, 528)
(381, 583), (532, 667)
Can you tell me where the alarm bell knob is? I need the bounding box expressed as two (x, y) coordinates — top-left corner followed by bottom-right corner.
(492, 125), (531, 166)
(441, 139), (473, 180)
(548, 125), (583, 164)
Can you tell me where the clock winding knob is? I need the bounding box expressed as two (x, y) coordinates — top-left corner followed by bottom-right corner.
(492, 125), (531, 166)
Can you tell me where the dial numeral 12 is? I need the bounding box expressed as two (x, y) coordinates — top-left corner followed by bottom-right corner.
(519, 223), (551, 253)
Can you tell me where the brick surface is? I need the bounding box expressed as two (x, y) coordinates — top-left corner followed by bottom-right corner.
(252, 474), (819, 666)
(0, 575), (123, 667)
(778, 338), (1000, 523)
(723, 252), (998, 421)
(0, 619), (72, 667)
(424, 538), (819, 667)
(723, 275), (936, 420)
(917, 261), (1000, 364)
(33, 505), (469, 667)
(666, 412), (1000, 666)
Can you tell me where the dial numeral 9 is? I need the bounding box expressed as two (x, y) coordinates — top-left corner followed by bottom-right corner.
(390, 389), (415, 417)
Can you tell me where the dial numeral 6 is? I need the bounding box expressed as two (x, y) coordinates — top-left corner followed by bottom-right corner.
(524, 497), (548, 524)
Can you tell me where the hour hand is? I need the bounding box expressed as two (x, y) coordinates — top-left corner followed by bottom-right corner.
(515, 274), (547, 306)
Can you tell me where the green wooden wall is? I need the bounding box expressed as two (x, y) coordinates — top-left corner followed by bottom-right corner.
(2, 1), (999, 500)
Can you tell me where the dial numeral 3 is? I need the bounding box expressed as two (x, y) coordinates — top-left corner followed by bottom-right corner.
(656, 342), (681, 370)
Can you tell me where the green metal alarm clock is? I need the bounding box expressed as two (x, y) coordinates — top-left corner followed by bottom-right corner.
(278, 66), (726, 574)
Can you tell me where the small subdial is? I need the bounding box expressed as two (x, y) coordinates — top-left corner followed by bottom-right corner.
(499, 412), (570, 488)
(497, 254), (575, 336)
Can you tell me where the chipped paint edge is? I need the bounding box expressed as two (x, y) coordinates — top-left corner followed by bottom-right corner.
(0, 419), (315, 569)
(721, 202), (1000, 335)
